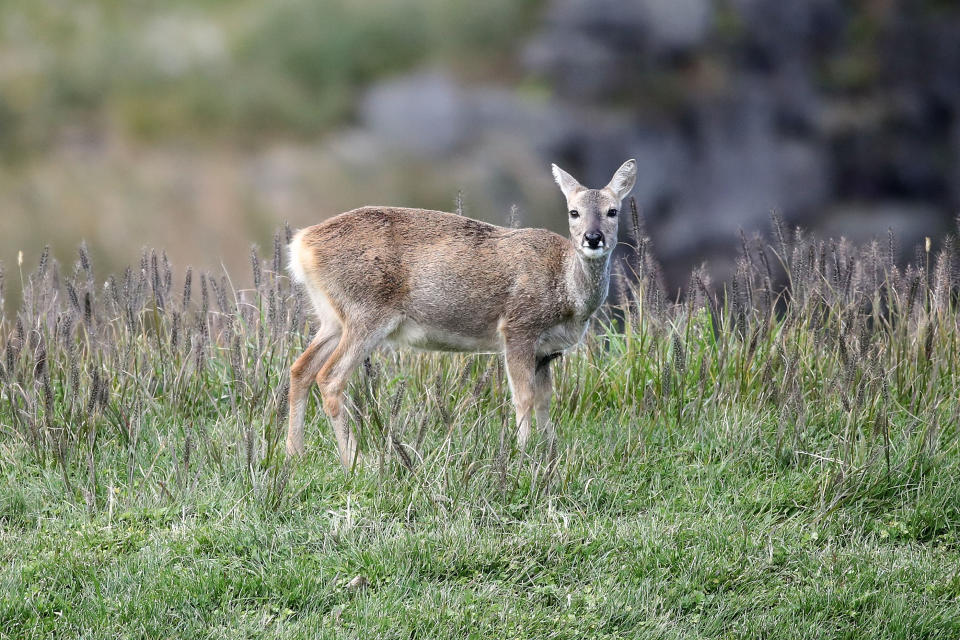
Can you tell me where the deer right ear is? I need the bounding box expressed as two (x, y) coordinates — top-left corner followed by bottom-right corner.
(552, 164), (583, 201)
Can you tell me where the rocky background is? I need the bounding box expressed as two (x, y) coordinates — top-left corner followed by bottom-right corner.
(522, 0), (960, 283)
(1, 0), (958, 298)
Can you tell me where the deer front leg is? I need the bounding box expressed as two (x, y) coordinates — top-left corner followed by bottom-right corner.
(504, 341), (537, 450)
(534, 355), (556, 448)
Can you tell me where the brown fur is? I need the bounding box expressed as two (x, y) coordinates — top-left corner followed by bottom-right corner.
(300, 208), (571, 339)
(286, 160), (637, 468)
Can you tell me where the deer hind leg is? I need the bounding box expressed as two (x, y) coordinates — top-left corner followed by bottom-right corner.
(287, 328), (341, 456)
(504, 340), (537, 450)
(316, 318), (398, 469)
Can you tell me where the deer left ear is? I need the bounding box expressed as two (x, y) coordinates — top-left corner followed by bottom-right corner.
(606, 159), (637, 201)
(552, 163), (584, 201)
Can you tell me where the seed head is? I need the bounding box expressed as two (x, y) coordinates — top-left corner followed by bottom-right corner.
(84, 292), (93, 327)
(250, 245), (262, 291)
(672, 334), (686, 379)
(182, 267), (193, 309)
(276, 379), (289, 421)
(215, 276), (229, 314)
(200, 273), (210, 315)
(38, 246), (49, 276)
(86, 368), (101, 416)
(171, 312), (181, 349)
(150, 250), (165, 311)
(69, 343), (81, 404)
(162, 251), (172, 295)
(231, 335), (244, 385)
(887, 227), (896, 268)
(15, 317), (25, 349)
(66, 282), (81, 316)
(79, 242), (93, 287)
(390, 379), (407, 418)
(4, 340), (13, 380)
(182, 425), (193, 484)
(33, 338), (47, 380)
(272, 231), (283, 277)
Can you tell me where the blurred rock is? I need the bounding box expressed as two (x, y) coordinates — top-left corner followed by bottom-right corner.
(641, 0), (714, 52)
(517, 0), (959, 291)
(954, 124), (960, 208)
(730, 0), (846, 66)
(650, 87), (829, 272)
(524, 0), (713, 100)
(360, 71), (468, 156)
(359, 70), (573, 159)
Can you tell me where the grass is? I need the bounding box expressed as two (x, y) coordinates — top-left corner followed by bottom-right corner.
(2, 212), (960, 638)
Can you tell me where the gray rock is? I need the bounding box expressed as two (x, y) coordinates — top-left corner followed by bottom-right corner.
(524, 0), (713, 99)
(954, 124), (960, 211)
(360, 70), (575, 160)
(359, 70), (468, 157)
(539, 0), (711, 52)
(640, 0), (714, 53)
(730, 0), (845, 63)
(647, 87), (830, 275)
(522, 31), (622, 100)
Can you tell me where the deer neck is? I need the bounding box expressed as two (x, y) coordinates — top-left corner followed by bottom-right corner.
(565, 247), (613, 319)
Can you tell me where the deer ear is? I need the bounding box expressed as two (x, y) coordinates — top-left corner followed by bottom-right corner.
(552, 164), (584, 200)
(606, 159), (637, 201)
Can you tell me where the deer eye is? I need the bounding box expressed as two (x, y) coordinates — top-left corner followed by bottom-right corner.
(607, 208), (618, 218)
(569, 210), (580, 219)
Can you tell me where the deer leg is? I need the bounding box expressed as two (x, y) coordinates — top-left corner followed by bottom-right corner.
(504, 341), (537, 450)
(316, 319), (396, 469)
(287, 328), (340, 456)
(534, 356), (556, 448)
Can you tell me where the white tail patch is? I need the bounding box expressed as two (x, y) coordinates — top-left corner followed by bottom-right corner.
(288, 228), (341, 330)
(287, 229), (310, 286)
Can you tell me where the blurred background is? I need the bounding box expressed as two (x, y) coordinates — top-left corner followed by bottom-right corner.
(1, 0), (959, 304)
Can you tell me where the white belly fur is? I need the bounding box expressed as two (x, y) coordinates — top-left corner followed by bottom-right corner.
(384, 317), (588, 357)
(385, 319), (502, 353)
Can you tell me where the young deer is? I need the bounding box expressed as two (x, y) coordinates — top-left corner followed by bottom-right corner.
(286, 159), (637, 468)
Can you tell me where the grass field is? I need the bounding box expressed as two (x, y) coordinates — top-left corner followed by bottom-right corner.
(2, 216), (960, 638)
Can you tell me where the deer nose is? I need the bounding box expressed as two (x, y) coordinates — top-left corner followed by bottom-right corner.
(584, 231), (604, 248)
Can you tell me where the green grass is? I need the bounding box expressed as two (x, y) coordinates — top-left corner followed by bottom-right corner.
(2, 222), (960, 638)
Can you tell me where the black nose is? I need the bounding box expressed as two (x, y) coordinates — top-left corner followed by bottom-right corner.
(584, 231), (603, 248)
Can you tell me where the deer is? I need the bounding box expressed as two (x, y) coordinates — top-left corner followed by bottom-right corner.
(285, 159), (637, 468)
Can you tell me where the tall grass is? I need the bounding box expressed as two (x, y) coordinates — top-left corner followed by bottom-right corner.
(0, 206), (959, 531)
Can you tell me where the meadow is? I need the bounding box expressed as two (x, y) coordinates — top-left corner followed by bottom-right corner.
(1, 211), (959, 639)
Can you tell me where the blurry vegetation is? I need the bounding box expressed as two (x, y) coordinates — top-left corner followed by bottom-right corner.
(0, 0), (540, 154)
